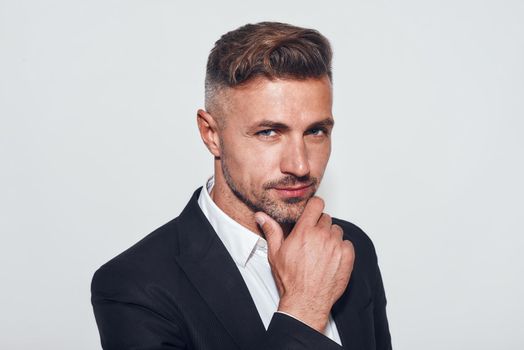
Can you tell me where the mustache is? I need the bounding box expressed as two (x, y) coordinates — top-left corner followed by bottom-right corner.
(263, 175), (318, 190)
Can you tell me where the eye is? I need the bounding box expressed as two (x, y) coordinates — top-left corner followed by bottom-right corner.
(307, 127), (328, 136)
(256, 129), (277, 137)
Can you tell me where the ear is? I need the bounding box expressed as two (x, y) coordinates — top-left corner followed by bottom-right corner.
(196, 109), (221, 157)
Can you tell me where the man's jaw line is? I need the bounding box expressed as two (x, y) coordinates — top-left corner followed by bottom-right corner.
(212, 164), (320, 233)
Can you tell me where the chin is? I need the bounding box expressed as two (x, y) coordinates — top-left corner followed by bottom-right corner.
(266, 198), (308, 225)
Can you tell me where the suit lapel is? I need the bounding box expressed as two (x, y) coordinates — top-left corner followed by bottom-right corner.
(174, 188), (266, 350)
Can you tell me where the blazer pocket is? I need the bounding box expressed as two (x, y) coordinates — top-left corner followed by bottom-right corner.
(358, 300), (376, 350)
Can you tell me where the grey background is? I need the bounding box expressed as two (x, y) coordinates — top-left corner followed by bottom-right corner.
(1, 0), (523, 349)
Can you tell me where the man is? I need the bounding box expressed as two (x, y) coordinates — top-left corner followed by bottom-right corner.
(92, 22), (392, 350)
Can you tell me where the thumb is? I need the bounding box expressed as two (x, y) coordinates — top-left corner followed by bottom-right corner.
(254, 212), (284, 255)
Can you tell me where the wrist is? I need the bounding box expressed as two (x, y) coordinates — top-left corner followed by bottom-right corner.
(277, 298), (330, 333)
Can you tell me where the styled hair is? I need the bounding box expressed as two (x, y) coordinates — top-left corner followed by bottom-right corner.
(205, 22), (333, 113)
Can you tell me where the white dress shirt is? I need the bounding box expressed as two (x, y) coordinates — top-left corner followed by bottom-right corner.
(197, 177), (342, 345)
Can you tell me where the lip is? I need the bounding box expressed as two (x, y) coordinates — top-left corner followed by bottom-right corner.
(273, 183), (313, 198)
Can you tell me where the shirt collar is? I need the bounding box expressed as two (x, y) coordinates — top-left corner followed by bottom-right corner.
(197, 176), (266, 267)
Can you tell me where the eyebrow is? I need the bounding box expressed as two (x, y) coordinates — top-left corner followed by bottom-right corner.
(310, 118), (335, 129)
(254, 117), (334, 130)
(256, 120), (290, 131)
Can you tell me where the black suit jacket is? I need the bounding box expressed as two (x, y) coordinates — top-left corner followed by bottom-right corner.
(91, 188), (392, 349)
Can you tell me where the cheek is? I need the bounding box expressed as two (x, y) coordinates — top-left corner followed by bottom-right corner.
(222, 137), (275, 177)
(242, 148), (281, 182)
(226, 142), (283, 185)
(308, 142), (331, 172)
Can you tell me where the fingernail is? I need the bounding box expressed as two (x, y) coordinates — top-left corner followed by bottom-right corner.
(255, 215), (265, 226)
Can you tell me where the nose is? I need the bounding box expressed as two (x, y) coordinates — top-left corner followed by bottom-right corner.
(280, 135), (310, 177)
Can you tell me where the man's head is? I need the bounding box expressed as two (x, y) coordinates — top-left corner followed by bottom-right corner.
(197, 22), (334, 227)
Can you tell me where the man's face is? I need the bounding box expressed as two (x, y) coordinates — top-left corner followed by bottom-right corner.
(216, 76), (333, 225)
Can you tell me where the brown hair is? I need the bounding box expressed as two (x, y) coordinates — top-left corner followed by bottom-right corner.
(205, 22), (332, 112)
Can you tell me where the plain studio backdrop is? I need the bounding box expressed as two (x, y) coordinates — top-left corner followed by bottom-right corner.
(1, 0), (523, 349)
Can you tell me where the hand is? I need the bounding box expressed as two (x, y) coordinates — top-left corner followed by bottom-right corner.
(254, 197), (355, 333)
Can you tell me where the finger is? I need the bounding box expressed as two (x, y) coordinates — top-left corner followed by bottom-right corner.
(342, 240), (355, 267)
(317, 213), (332, 229)
(295, 196), (325, 230)
(331, 224), (344, 240)
(255, 212), (284, 257)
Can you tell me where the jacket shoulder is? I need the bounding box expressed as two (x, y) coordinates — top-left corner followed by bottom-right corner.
(91, 216), (182, 298)
(332, 217), (379, 266)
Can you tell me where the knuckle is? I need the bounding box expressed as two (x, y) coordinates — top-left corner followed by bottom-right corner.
(321, 213), (332, 227)
(314, 226), (327, 238)
(342, 240), (354, 253)
(330, 226), (343, 241)
(331, 224), (343, 234)
(345, 247), (356, 262)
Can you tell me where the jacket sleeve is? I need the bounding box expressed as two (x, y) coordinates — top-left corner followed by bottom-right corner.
(91, 264), (189, 350)
(257, 312), (344, 350)
(371, 252), (392, 350)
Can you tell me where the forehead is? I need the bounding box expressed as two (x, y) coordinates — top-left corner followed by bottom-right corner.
(221, 76), (333, 126)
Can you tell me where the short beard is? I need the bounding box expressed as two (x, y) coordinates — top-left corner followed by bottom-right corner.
(221, 157), (318, 226)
